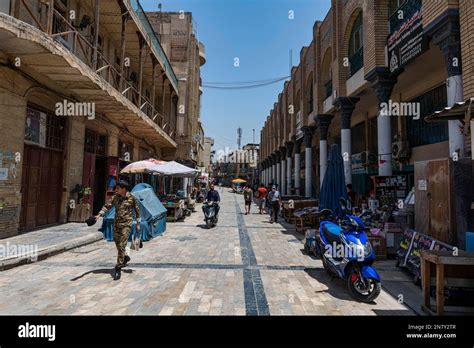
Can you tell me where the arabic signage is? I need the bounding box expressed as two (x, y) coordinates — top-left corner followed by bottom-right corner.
(388, 0), (428, 75)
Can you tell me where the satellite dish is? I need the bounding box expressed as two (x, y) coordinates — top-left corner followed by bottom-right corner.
(192, 134), (201, 143)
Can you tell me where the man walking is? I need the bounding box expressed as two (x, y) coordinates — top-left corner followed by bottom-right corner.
(256, 183), (268, 214)
(96, 180), (140, 280)
(243, 185), (253, 215)
(268, 185), (282, 223)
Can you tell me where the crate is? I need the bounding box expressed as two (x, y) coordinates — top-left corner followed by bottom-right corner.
(368, 235), (386, 260)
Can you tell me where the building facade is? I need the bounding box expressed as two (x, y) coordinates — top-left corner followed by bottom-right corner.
(147, 11), (206, 167)
(0, 0), (180, 238)
(260, 0), (474, 249)
(201, 136), (215, 173)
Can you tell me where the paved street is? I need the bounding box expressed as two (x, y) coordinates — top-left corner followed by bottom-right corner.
(0, 189), (412, 315)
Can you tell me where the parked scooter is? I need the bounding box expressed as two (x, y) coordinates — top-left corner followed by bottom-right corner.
(202, 201), (219, 229)
(315, 198), (381, 303)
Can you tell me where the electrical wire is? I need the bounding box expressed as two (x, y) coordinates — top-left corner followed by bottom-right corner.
(202, 76), (290, 90)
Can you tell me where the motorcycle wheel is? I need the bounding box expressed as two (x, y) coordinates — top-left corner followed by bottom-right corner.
(347, 267), (381, 303)
(206, 219), (212, 229)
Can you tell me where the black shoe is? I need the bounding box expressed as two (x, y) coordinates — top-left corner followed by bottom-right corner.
(113, 268), (121, 281)
(124, 255), (131, 266)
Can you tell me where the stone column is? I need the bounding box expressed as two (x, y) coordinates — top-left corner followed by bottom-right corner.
(275, 150), (281, 191)
(366, 68), (397, 177)
(334, 97), (360, 185)
(264, 158), (269, 184)
(315, 114), (334, 187)
(302, 126), (315, 198)
(271, 153), (277, 184)
(280, 146), (287, 196)
(427, 12), (465, 157)
(292, 136), (302, 196)
(285, 141), (294, 195)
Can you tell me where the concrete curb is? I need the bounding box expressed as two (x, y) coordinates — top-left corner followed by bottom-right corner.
(0, 232), (104, 271)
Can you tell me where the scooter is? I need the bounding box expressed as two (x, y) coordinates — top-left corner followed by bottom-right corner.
(202, 201), (219, 229)
(316, 198), (381, 303)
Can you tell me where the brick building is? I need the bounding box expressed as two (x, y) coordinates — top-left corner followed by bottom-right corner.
(147, 11), (206, 167)
(259, 0), (474, 249)
(0, 0), (180, 238)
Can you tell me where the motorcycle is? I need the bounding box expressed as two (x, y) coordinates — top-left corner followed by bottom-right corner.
(316, 198), (381, 303)
(202, 201), (219, 229)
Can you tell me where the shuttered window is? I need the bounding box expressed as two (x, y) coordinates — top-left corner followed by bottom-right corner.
(406, 84), (448, 148)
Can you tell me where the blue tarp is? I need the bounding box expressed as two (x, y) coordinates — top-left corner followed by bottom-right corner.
(319, 143), (348, 218)
(101, 183), (167, 241)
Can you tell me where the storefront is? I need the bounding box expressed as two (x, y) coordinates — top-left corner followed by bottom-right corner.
(20, 106), (66, 231)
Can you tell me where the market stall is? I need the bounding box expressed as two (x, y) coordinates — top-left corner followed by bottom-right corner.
(231, 178), (246, 193)
(101, 183), (167, 241)
(148, 161), (199, 222)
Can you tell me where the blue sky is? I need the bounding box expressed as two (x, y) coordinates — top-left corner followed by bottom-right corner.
(141, 0), (331, 151)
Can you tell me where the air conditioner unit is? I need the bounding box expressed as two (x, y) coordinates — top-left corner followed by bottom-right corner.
(360, 151), (377, 165)
(392, 141), (410, 160)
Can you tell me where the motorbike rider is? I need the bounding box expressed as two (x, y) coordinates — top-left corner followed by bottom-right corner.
(203, 183), (221, 216)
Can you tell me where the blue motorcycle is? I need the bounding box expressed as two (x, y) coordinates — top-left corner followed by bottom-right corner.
(316, 198), (381, 303)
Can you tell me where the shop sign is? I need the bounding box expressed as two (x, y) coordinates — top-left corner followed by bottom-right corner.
(351, 152), (367, 174)
(388, 0), (428, 75)
(25, 108), (46, 147)
(417, 179), (427, 191)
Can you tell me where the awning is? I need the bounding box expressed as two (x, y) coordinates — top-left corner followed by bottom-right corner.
(149, 161), (199, 177)
(425, 98), (474, 123)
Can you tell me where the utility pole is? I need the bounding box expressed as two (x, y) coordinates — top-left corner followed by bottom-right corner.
(253, 128), (255, 144)
(237, 127), (242, 150)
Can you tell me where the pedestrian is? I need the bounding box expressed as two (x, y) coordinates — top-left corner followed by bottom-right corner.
(266, 183), (273, 216)
(256, 183), (268, 214)
(268, 185), (282, 223)
(243, 185), (253, 215)
(96, 180), (140, 281)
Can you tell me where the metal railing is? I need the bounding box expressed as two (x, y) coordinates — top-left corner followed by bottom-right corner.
(16, 0), (171, 136)
(130, 0), (179, 89)
(349, 48), (364, 77)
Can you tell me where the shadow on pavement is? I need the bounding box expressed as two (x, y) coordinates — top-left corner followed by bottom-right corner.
(304, 268), (378, 305)
(70, 268), (132, 281)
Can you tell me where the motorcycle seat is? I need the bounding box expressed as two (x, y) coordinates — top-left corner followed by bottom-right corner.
(321, 223), (342, 245)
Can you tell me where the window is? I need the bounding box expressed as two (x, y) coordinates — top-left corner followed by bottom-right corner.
(306, 80), (314, 115)
(406, 85), (448, 148)
(389, 0), (407, 18)
(46, 115), (66, 150)
(348, 12), (363, 77)
(118, 141), (133, 162)
(85, 129), (107, 155)
(351, 122), (366, 155)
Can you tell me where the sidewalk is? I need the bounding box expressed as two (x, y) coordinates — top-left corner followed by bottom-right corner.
(376, 259), (426, 315)
(0, 223), (103, 271)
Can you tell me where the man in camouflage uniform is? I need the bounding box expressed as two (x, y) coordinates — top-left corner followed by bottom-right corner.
(96, 180), (140, 280)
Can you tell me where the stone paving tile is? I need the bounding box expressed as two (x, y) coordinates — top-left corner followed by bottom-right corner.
(0, 189), (414, 316)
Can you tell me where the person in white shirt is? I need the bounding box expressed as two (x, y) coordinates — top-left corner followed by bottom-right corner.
(268, 185), (282, 223)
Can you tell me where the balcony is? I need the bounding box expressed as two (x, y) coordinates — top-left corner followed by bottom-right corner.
(349, 48), (364, 77)
(198, 41), (206, 66)
(129, 0), (178, 90)
(0, 0), (177, 147)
